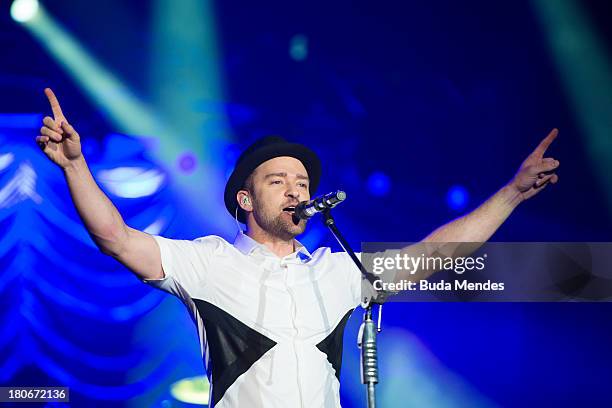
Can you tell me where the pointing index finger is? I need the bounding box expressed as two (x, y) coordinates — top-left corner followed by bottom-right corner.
(533, 128), (558, 158)
(44, 88), (66, 122)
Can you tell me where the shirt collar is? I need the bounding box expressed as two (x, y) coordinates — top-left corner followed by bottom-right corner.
(234, 231), (312, 261)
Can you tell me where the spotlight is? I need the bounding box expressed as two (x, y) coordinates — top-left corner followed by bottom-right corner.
(10, 0), (39, 23)
(446, 184), (469, 211)
(170, 375), (210, 405)
(367, 171), (391, 197)
(289, 34), (308, 61)
(178, 152), (198, 174)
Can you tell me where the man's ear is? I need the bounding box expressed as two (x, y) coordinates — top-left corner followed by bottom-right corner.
(237, 190), (252, 211)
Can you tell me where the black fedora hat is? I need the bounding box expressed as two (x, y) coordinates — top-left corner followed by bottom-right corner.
(224, 136), (321, 223)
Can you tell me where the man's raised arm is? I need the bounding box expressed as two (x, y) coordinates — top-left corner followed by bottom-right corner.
(394, 129), (560, 282)
(36, 88), (163, 281)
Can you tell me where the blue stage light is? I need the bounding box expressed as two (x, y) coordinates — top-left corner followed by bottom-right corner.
(447, 184), (469, 211)
(289, 34), (308, 61)
(367, 171), (391, 196)
(178, 152), (198, 174)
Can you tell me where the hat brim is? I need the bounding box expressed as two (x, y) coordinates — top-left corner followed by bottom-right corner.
(224, 143), (321, 223)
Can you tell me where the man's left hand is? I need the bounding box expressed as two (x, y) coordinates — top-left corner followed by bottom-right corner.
(509, 128), (560, 201)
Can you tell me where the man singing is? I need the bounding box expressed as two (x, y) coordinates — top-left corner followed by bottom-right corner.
(36, 88), (559, 407)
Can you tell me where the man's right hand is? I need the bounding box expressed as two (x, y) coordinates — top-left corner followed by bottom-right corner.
(36, 88), (83, 169)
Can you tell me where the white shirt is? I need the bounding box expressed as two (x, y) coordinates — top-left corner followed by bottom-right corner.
(146, 232), (364, 408)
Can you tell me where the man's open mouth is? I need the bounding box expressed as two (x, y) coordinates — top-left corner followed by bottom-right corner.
(283, 206), (301, 225)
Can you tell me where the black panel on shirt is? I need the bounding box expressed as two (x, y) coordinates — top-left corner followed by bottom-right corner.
(193, 299), (277, 407)
(316, 309), (354, 380)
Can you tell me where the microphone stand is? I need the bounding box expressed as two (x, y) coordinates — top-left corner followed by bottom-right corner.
(320, 209), (384, 408)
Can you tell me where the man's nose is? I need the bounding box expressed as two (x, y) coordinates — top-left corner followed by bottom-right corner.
(286, 188), (299, 200)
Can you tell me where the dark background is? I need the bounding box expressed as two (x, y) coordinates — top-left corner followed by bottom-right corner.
(1, 1), (611, 407)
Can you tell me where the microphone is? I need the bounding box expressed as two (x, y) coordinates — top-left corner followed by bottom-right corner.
(294, 190), (347, 220)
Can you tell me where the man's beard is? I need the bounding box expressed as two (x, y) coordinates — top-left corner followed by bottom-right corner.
(253, 199), (307, 241)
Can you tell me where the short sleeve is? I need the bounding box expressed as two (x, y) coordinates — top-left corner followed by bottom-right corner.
(143, 235), (213, 298)
(336, 252), (363, 307)
(340, 251), (401, 306)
